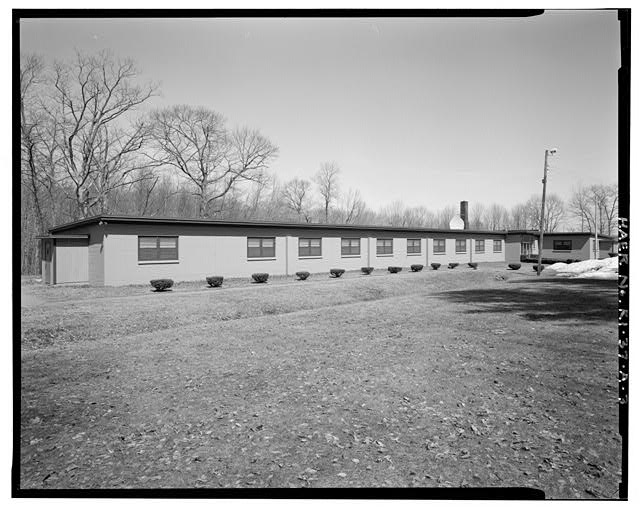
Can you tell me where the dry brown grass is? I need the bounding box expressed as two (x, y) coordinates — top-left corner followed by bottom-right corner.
(19, 263), (620, 497)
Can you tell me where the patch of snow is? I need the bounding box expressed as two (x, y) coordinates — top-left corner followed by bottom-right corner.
(548, 256), (618, 278)
(598, 256), (618, 272)
(546, 262), (568, 272)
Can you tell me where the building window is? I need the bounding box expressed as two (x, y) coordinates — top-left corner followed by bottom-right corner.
(341, 238), (360, 256)
(138, 236), (179, 262)
(493, 240), (502, 252)
(407, 239), (421, 254)
(299, 238), (321, 257)
(475, 240), (485, 253)
(553, 240), (572, 251)
(377, 238), (393, 255)
(247, 237), (275, 258)
(456, 239), (466, 253)
(433, 239), (446, 254)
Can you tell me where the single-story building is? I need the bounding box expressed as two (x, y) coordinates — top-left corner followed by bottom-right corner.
(505, 230), (617, 263)
(38, 213), (615, 286)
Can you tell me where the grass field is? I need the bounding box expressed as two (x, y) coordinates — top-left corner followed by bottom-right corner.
(19, 263), (621, 497)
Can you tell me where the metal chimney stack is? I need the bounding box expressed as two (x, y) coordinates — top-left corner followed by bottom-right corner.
(460, 201), (469, 230)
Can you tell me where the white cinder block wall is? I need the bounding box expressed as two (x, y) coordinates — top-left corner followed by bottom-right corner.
(102, 227), (507, 285)
(287, 237), (368, 275)
(105, 234), (291, 284)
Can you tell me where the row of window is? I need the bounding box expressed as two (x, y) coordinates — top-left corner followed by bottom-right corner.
(554, 240), (572, 251)
(138, 236), (503, 262)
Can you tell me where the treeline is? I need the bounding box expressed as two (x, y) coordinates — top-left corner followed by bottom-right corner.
(20, 51), (618, 274)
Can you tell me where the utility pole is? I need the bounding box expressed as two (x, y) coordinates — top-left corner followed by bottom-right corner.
(594, 195), (599, 259)
(537, 148), (557, 276)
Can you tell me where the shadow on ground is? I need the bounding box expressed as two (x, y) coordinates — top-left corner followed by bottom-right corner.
(437, 277), (617, 324)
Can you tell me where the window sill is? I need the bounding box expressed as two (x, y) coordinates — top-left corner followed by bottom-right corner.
(455, 252), (467, 255)
(248, 257), (277, 261)
(299, 256), (322, 260)
(552, 250), (572, 253)
(341, 254), (361, 258)
(377, 254), (394, 257)
(139, 260), (179, 265)
(433, 252), (446, 255)
(407, 253), (422, 256)
(475, 251), (485, 254)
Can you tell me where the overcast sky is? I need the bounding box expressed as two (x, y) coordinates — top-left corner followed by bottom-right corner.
(20, 11), (620, 212)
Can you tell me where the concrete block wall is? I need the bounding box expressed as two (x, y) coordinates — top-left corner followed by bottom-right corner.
(286, 236), (368, 275)
(103, 232), (508, 285)
(428, 237), (504, 266)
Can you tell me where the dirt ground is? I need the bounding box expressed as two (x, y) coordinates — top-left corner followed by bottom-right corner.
(19, 263), (621, 497)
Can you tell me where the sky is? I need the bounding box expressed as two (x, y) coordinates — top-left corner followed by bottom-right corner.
(19, 11), (620, 213)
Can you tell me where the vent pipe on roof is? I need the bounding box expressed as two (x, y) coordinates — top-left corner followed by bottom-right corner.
(460, 201), (469, 230)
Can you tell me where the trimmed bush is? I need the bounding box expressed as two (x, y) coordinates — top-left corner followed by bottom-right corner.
(468, 262), (478, 269)
(608, 252), (616, 257)
(252, 272), (269, 283)
(410, 264), (424, 272)
(296, 271), (310, 281)
(431, 263), (441, 270)
(533, 265), (545, 272)
(150, 279), (173, 292)
(388, 266), (402, 273)
(361, 267), (374, 275)
(448, 263), (459, 269)
(206, 276), (224, 287)
(330, 268), (345, 278)
(508, 263), (521, 270)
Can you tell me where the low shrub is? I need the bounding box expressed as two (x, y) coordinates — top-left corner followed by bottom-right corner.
(448, 263), (459, 269)
(608, 252), (616, 257)
(508, 263), (521, 270)
(206, 276), (224, 287)
(330, 268), (345, 278)
(296, 271), (310, 280)
(431, 263), (441, 270)
(252, 272), (269, 283)
(533, 265), (545, 272)
(468, 262), (478, 269)
(388, 266), (402, 273)
(361, 267), (374, 275)
(150, 278), (173, 292)
(410, 264), (424, 272)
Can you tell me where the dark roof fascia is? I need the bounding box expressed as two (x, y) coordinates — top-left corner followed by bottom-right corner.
(506, 230), (614, 240)
(35, 234), (90, 239)
(49, 215), (509, 236)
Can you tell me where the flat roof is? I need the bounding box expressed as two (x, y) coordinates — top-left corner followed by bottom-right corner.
(35, 234), (90, 239)
(49, 215), (509, 236)
(507, 230), (614, 239)
(47, 215), (614, 240)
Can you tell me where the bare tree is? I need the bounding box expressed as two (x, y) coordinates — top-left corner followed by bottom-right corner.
(20, 53), (55, 232)
(525, 193), (565, 232)
(435, 205), (458, 229)
(283, 177), (314, 222)
(568, 184), (618, 235)
(149, 106), (278, 218)
(508, 203), (530, 230)
(338, 188), (366, 224)
(469, 202), (487, 230)
(486, 203), (508, 230)
(314, 162), (340, 223)
(50, 50), (159, 217)
(378, 200), (407, 227)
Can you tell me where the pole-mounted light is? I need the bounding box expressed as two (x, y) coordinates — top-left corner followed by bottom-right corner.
(537, 148), (558, 276)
